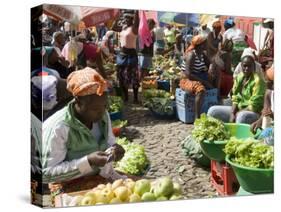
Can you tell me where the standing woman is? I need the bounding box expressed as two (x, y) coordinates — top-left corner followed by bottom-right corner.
(116, 11), (140, 103)
(207, 20), (223, 61)
(223, 18), (247, 69)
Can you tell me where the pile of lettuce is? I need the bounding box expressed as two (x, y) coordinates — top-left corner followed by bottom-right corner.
(192, 114), (230, 143)
(107, 96), (123, 113)
(224, 137), (274, 169)
(142, 89), (171, 101)
(114, 137), (149, 175)
(111, 120), (128, 128)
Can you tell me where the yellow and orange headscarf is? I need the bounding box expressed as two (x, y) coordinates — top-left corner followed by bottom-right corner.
(67, 67), (107, 97)
(186, 35), (206, 53)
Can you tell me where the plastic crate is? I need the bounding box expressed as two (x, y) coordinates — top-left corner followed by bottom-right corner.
(176, 88), (218, 123)
(157, 80), (170, 92)
(211, 160), (239, 196)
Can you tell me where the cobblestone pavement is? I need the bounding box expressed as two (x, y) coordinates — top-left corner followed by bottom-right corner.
(122, 99), (217, 199)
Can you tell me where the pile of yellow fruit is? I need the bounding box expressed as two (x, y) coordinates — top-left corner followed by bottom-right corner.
(76, 177), (183, 206)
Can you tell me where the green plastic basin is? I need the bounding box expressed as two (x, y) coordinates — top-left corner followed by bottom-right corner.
(200, 123), (254, 162)
(226, 155), (274, 194)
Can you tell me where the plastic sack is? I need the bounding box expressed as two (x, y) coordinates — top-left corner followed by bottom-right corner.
(138, 10), (153, 49)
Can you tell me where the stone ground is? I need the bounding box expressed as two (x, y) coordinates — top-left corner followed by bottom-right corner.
(122, 96), (217, 200)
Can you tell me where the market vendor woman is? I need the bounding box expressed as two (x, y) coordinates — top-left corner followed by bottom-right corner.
(42, 67), (125, 183)
(208, 54), (266, 124)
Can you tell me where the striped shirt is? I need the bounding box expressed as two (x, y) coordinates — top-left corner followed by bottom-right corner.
(181, 50), (208, 74)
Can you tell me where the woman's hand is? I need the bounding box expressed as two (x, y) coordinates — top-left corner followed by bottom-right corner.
(111, 143), (125, 161)
(229, 112), (236, 123)
(87, 151), (108, 167)
(251, 118), (263, 133)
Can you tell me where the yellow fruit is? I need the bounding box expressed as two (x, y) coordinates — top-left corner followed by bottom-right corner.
(75, 195), (84, 206)
(110, 198), (122, 204)
(97, 184), (106, 190)
(101, 188), (115, 202)
(129, 194), (141, 203)
(112, 179), (124, 190)
(95, 190), (109, 204)
(80, 193), (96, 206)
(125, 181), (136, 192)
(114, 186), (129, 202)
(106, 183), (112, 190)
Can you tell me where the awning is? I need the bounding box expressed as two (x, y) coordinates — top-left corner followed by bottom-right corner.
(42, 4), (119, 27)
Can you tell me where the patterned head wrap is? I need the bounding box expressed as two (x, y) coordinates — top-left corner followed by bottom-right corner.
(67, 67), (107, 97)
(186, 35), (206, 53)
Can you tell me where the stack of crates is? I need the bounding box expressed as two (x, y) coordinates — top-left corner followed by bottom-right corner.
(175, 88), (218, 123)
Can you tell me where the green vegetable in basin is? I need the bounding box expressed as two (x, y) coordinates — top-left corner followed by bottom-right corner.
(192, 114), (230, 143)
(224, 137), (274, 169)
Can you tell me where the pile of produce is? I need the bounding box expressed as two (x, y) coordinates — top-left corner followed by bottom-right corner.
(114, 138), (149, 175)
(142, 89), (171, 101)
(107, 96), (123, 113)
(192, 114), (230, 143)
(151, 56), (182, 80)
(224, 137), (274, 169)
(64, 177), (183, 206)
(111, 120), (128, 128)
(141, 77), (158, 89)
(145, 97), (175, 116)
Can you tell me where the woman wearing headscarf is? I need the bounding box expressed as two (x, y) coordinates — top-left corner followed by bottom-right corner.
(209, 39), (233, 98)
(207, 20), (223, 61)
(115, 11), (140, 103)
(233, 47), (263, 78)
(180, 35), (213, 119)
(223, 18), (248, 69)
(42, 68), (125, 183)
(207, 54), (266, 124)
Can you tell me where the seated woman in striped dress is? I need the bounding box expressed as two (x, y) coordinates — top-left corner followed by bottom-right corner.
(180, 35), (215, 119)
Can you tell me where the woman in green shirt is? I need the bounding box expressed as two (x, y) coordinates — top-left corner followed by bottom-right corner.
(207, 55), (266, 124)
(42, 67), (125, 183)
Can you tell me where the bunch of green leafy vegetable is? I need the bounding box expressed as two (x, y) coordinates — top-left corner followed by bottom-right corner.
(224, 137), (274, 169)
(114, 137), (149, 175)
(192, 114), (230, 143)
(111, 119), (128, 128)
(142, 89), (171, 100)
(144, 97), (174, 115)
(107, 96), (123, 113)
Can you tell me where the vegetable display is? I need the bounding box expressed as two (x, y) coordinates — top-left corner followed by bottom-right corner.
(108, 96), (123, 113)
(61, 177), (183, 206)
(192, 114), (230, 143)
(224, 137), (274, 169)
(142, 89), (171, 101)
(145, 97), (175, 116)
(114, 138), (149, 175)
